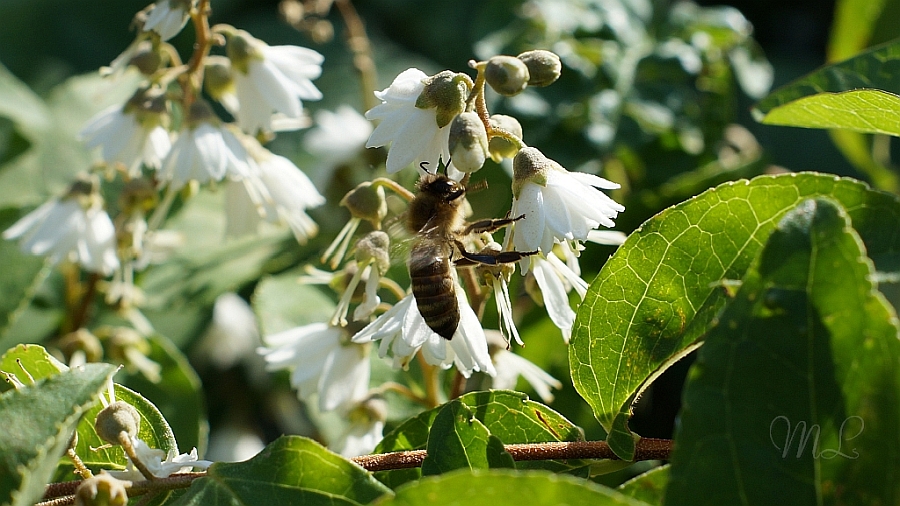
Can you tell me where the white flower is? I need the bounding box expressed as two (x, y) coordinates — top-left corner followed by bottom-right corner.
(352, 290), (496, 377)
(528, 253), (589, 343)
(492, 347), (562, 403)
(226, 142), (324, 243)
(160, 121), (254, 190)
(334, 419), (384, 458)
(259, 323), (370, 412)
(4, 182), (119, 275)
(303, 106), (373, 185)
(80, 103), (171, 177)
(143, 0), (193, 41)
(110, 436), (212, 480)
(365, 68), (451, 173)
(227, 29), (323, 134)
(206, 422), (265, 462)
(511, 147), (624, 257)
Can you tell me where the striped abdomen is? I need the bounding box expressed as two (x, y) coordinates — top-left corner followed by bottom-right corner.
(409, 239), (458, 339)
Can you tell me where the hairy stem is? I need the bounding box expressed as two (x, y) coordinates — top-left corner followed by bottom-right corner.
(334, 0), (379, 112)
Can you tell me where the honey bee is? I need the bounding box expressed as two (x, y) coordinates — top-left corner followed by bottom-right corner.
(407, 166), (535, 340)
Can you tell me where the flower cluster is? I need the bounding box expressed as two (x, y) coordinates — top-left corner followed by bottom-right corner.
(257, 50), (625, 457)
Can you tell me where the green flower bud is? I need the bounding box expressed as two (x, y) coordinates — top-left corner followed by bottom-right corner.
(517, 50), (562, 87)
(75, 473), (128, 506)
(488, 114), (523, 162)
(415, 70), (469, 128)
(203, 56), (235, 102)
(340, 182), (387, 226)
(448, 112), (489, 173)
(484, 55), (530, 97)
(355, 231), (391, 274)
(511, 146), (554, 198)
(118, 178), (158, 214)
(129, 41), (163, 76)
(95, 401), (141, 445)
(225, 29), (263, 74)
(59, 328), (104, 363)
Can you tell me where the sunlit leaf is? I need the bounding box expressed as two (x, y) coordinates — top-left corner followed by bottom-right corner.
(756, 89), (900, 136)
(420, 400), (514, 475)
(616, 465), (669, 504)
(374, 390), (585, 488)
(170, 436), (391, 506)
(570, 172), (900, 460)
(0, 343), (65, 393)
(0, 363), (116, 506)
(375, 469), (651, 506)
(665, 198), (900, 504)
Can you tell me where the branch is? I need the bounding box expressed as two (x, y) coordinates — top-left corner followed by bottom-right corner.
(351, 438), (672, 471)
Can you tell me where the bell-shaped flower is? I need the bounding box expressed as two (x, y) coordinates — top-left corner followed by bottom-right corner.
(527, 252), (589, 343)
(259, 322), (370, 413)
(159, 100), (255, 189)
(109, 436), (212, 480)
(365, 68), (470, 173)
(352, 289), (496, 378)
(225, 139), (324, 244)
(143, 0), (193, 41)
(332, 397), (386, 458)
(303, 106), (373, 185)
(225, 27), (323, 134)
(511, 147), (624, 258)
(80, 88), (171, 177)
(3, 176), (119, 275)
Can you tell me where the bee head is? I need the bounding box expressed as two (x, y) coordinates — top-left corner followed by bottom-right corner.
(417, 174), (464, 203)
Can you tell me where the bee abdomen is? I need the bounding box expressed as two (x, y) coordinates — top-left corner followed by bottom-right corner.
(409, 243), (459, 340)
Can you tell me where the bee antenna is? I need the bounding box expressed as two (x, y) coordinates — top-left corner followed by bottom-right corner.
(437, 156), (452, 175)
(419, 161), (433, 174)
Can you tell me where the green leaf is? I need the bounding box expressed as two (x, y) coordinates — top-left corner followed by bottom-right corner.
(665, 198), (900, 505)
(59, 382), (179, 479)
(616, 465), (669, 504)
(374, 390), (586, 488)
(570, 172), (900, 460)
(375, 469), (651, 506)
(756, 89), (900, 136)
(752, 39), (900, 132)
(0, 363), (116, 506)
(827, 0), (900, 63)
(0, 209), (52, 351)
(421, 400), (514, 475)
(0, 343), (66, 392)
(119, 333), (207, 455)
(171, 436), (392, 506)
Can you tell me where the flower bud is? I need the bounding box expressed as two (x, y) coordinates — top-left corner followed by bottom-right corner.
(349, 395), (388, 424)
(128, 41), (163, 76)
(203, 56), (235, 103)
(512, 146), (555, 198)
(184, 99), (218, 127)
(355, 231), (390, 274)
(415, 70), (469, 128)
(59, 328), (103, 363)
(484, 55), (530, 97)
(448, 112), (489, 173)
(95, 401), (141, 445)
(224, 29), (263, 73)
(517, 50), (562, 87)
(118, 178), (158, 215)
(75, 472), (128, 506)
(488, 114), (523, 162)
(340, 182), (387, 226)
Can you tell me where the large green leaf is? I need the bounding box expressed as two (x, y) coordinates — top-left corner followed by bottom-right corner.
(170, 436), (392, 506)
(570, 172), (900, 460)
(0, 362), (116, 506)
(0, 343), (66, 392)
(665, 198), (900, 505)
(374, 390), (586, 488)
(420, 400), (514, 475)
(827, 0), (900, 63)
(375, 469), (651, 506)
(757, 89), (900, 136)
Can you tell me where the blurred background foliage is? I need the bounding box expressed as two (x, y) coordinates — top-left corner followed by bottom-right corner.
(0, 0), (893, 477)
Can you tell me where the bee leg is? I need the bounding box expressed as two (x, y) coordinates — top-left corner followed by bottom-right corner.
(463, 214), (526, 235)
(453, 240), (537, 266)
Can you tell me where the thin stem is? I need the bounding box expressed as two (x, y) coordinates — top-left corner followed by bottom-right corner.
(379, 276), (408, 302)
(146, 185), (178, 232)
(66, 447), (93, 480)
(372, 381), (431, 407)
(69, 273), (100, 333)
(448, 370), (466, 400)
(371, 177), (415, 202)
(181, 0), (213, 109)
(333, 0), (379, 112)
(417, 353), (441, 408)
(119, 432), (157, 481)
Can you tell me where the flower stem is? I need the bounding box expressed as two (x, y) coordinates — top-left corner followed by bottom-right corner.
(371, 177), (414, 202)
(333, 0), (379, 112)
